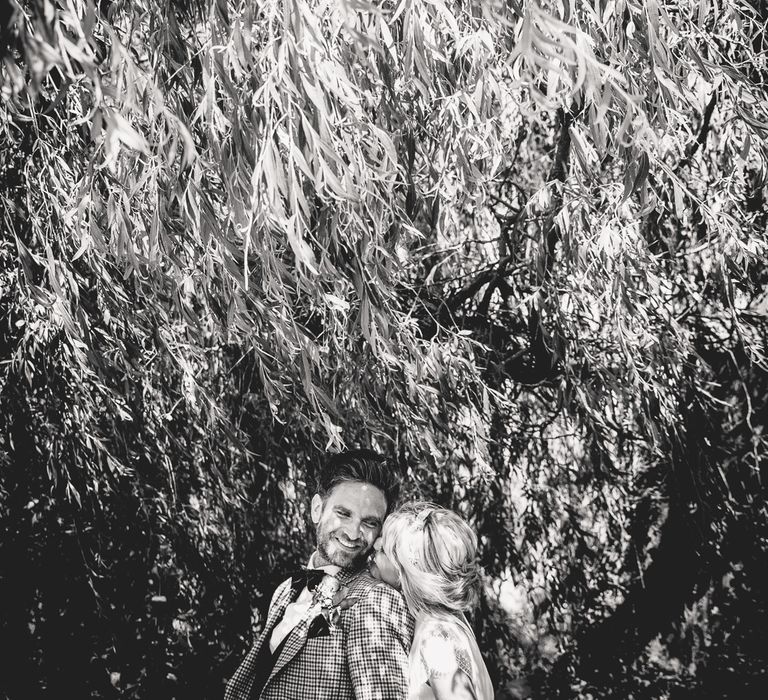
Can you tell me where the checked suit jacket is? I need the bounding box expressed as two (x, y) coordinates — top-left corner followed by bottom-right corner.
(225, 565), (414, 700)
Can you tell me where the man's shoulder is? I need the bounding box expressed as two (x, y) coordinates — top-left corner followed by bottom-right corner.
(274, 575), (293, 592)
(267, 576), (294, 606)
(346, 570), (394, 597)
(345, 570), (410, 618)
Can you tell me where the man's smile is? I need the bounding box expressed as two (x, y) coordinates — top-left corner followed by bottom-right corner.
(335, 537), (361, 552)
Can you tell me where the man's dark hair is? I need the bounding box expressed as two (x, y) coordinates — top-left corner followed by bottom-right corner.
(315, 449), (401, 513)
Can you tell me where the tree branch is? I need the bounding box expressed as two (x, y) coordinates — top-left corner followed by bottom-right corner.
(441, 255), (516, 314)
(539, 104), (578, 283)
(677, 92), (718, 170)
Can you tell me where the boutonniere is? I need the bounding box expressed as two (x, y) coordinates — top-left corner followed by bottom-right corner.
(307, 576), (359, 639)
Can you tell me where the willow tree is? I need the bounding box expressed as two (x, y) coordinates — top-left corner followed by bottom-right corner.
(2, 0), (767, 697)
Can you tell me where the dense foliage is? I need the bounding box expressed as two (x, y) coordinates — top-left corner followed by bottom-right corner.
(1, 0), (767, 697)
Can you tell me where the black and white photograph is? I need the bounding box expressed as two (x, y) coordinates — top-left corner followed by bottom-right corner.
(1, 0), (767, 698)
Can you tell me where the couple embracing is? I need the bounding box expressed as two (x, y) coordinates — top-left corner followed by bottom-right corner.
(225, 449), (493, 700)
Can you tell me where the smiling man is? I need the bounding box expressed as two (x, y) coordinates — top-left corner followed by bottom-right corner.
(225, 449), (413, 700)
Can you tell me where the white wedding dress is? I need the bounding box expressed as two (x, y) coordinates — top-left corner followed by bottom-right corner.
(407, 614), (494, 700)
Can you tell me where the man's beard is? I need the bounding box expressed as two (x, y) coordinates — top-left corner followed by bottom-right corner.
(316, 527), (370, 569)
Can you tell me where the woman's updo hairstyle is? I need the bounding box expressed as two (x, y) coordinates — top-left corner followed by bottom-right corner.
(381, 501), (480, 618)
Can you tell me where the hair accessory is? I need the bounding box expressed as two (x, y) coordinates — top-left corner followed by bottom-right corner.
(415, 508), (432, 529)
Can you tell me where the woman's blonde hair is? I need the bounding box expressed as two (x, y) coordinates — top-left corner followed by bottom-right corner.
(381, 501), (479, 618)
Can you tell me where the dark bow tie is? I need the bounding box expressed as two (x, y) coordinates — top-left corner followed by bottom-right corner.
(289, 567), (328, 594)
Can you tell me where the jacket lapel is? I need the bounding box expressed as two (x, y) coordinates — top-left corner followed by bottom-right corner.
(262, 567), (361, 690)
(265, 613), (311, 686)
(262, 584), (297, 641)
(226, 581), (298, 700)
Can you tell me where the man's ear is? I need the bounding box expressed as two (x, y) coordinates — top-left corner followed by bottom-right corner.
(310, 494), (324, 524)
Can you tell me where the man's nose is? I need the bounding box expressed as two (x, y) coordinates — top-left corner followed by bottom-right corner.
(341, 520), (362, 541)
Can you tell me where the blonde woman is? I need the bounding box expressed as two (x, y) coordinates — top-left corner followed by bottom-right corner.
(369, 502), (494, 700)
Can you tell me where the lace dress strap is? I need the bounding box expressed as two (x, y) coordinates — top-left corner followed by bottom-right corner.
(417, 619), (473, 681)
